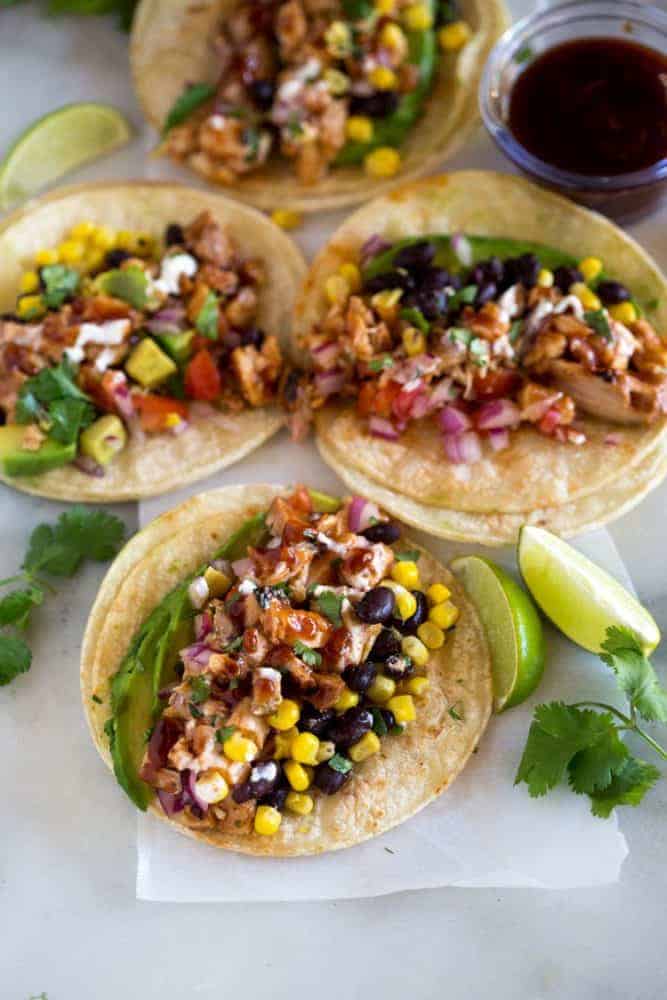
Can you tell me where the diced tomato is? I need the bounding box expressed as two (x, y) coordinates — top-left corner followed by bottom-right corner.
(473, 369), (522, 400)
(357, 380), (401, 418)
(134, 394), (188, 432)
(184, 349), (222, 401)
(392, 383), (429, 423)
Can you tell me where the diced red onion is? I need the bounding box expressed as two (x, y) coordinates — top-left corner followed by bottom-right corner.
(157, 788), (185, 817)
(188, 575), (209, 609)
(184, 769), (208, 813)
(428, 378), (457, 410)
(369, 416), (399, 441)
(311, 340), (340, 370)
(221, 330), (242, 350)
(360, 234), (392, 267)
(314, 368), (346, 399)
(604, 433), (620, 446)
(145, 304), (186, 335)
(475, 398), (521, 431)
(194, 610), (213, 641)
(451, 232), (473, 267)
(438, 405), (471, 435)
(348, 496), (381, 533)
(488, 428), (510, 452)
(73, 455), (106, 478)
(231, 557), (254, 578)
(392, 384), (429, 422)
(179, 640), (214, 667)
(391, 354), (439, 385)
(443, 430), (482, 464)
(109, 374), (135, 423)
(539, 407), (562, 435)
(146, 716), (181, 772)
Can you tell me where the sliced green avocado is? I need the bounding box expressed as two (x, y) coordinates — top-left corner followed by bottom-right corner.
(125, 338), (177, 389)
(0, 424), (76, 477)
(156, 330), (195, 366)
(308, 487), (342, 512)
(109, 511), (269, 809)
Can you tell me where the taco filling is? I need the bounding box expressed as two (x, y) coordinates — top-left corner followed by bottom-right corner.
(0, 212), (285, 479)
(292, 234), (667, 461)
(111, 486), (457, 837)
(162, 0), (468, 184)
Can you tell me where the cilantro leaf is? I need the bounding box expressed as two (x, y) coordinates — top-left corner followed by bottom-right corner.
(448, 284), (477, 310)
(48, 397), (96, 445)
(0, 586), (44, 629)
(0, 635), (32, 685)
(294, 640), (322, 667)
(448, 327), (472, 346)
(589, 756), (660, 818)
(371, 706), (388, 736)
(584, 308), (612, 341)
(600, 626), (667, 723)
(195, 291), (219, 339)
(24, 507), (125, 577)
(216, 725), (236, 744)
(368, 355), (394, 373)
(400, 307), (430, 333)
(243, 125), (261, 163)
(395, 549), (420, 562)
(15, 358), (89, 425)
(508, 320), (523, 344)
(190, 676), (211, 704)
(342, 0), (373, 18)
(313, 589), (343, 626)
(567, 726), (629, 794)
(328, 753), (352, 774)
(469, 337), (490, 367)
(40, 264), (80, 308)
(163, 82), (216, 134)
(223, 635), (243, 653)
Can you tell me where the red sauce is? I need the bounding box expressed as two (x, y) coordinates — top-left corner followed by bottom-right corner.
(508, 38), (667, 176)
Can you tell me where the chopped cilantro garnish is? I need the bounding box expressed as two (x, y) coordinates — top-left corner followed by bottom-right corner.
(224, 635), (243, 653)
(584, 308), (612, 341)
(190, 676), (211, 704)
(509, 319), (523, 344)
(189, 702), (204, 719)
(216, 725), (236, 744)
(294, 640), (322, 667)
(449, 704), (463, 721)
(243, 126), (261, 163)
(195, 291), (219, 339)
(163, 82), (216, 134)
(514, 44), (534, 64)
(448, 285), (478, 310)
(287, 114), (304, 138)
(342, 0), (373, 18)
(91, 694), (103, 705)
(40, 264), (80, 308)
(400, 307), (430, 333)
(328, 753), (352, 774)
(646, 298), (660, 312)
(313, 589), (343, 626)
(371, 707), (388, 736)
(395, 550), (420, 562)
(368, 355), (395, 373)
(448, 327), (472, 346)
(469, 338), (490, 367)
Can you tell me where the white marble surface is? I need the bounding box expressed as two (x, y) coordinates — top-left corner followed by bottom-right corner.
(1, 2), (667, 998)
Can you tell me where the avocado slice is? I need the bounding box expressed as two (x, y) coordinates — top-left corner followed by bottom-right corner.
(156, 330), (195, 366)
(307, 487), (342, 512)
(125, 338), (177, 389)
(109, 511), (269, 809)
(0, 424), (76, 477)
(80, 414), (127, 466)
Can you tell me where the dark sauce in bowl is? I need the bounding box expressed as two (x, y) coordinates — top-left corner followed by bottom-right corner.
(508, 38), (667, 177)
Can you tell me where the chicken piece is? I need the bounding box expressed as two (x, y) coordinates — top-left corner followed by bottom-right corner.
(266, 487), (313, 536)
(309, 672), (346, 710)
(323, 616), (382, 672)
(185, 211), (236, 267)
(207, 651), (248, 682)
(463, 302), (510, 342)
(210, 599), (237, 646)
(523, 330), (567, 370)
(228, 697), (270, 747)
(339, 542), (394, 591)
(198, 264), (240, 297)
(544, 359), (666, 425)
(251, 667), (283, 715)
(250, 543), (315, 598)
(243, 626), (271, 667)
(276, 0), (308, 56)
(168, 737), (195, 771)
(226, 286), (259, 328)
(268, 644), (316, 691)
(260, 599), (332, 648)
(213, 797), (256, 835)
(231, 344), (269, 406)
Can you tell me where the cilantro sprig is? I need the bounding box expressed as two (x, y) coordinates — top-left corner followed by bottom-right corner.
(0, 507), (125, 686)
(293, 640), (322, 667)
(516, 626), (667, 817)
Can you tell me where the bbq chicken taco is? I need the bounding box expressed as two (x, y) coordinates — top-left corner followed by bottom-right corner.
(290, 172), (667, 544)
(81, 484), (491, 855)
(130, 0), (507, 211)
(0, 183), (305, 501)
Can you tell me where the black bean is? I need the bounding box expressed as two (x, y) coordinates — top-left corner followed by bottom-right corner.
(394, 591), (428, 634)
(232, 779), (255, 804)
(553, 265), (583, 293)
(509, 253), (540, 288)
(476, 281), (498, 306)
(104, 248), (132, 269)
(165, 223), (184, 246)
(383, 654), (414, 681)
(299, 703), (335, 737)
(248, 760), (281, 800)
(249, 79), (275, 111)
(261, 775), (289, 810)
(415, 288), (448, 320)
(349, 91), (399, 118)
(597, 280), (630, 305)
(314, 761), (352, 795)
(361, 520), (401, 544)
(344, 661), (377, 695)
(356, 586), (396, 625)
(420, 266), (453, 291)
(364, 269), (415, 295)
(240, 326), (265, 348)
(327, 706), (374, 748)
(0, 409), (5, 426)
(393, 241), (436, 272)
(370, 627), (402, 661)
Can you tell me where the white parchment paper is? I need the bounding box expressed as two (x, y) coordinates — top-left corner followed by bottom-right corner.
(135, 439), (629, 901)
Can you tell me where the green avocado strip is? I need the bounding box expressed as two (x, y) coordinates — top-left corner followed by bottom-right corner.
(335, 0), (437, 165)
(108, 511), (268, 809)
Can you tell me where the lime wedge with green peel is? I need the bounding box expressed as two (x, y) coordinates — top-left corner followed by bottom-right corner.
(518, 525), (660, 654)
(450, 555), (545, 712)
(0, 104), (132, 210)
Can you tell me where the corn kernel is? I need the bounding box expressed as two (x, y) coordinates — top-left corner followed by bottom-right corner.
(367, 674), (396, 704)
(325, 273), (351, 305)
(17, 295), (46, 320)
(387, 694), (416, 724)
(204, 565), (231, 598)
(223, 732), (258, 763)
(391, 560), (420, 590)
(284, 760), (313, 791)
(84, 249), (105, 272)
(349, 731), (381, 762)
(369, 66), (398, 91)
(426, 583), (450, 605)
(164, 412), (185, 430)
(133, 233), (155, 257)
(364, 147), (401, 178)
(325, 20), (352, 57)
(438, 20), (471, 50)
(291, 731), (320, 765)
(35, 248), (59, 267)
(286, 791), (314, 816)
(334, 687), (360, 712)
(417, 621), (445, 650)
(537, 268), (554, 288)
(19, 271), (40, 294)
(339, 261), (361, 292)
(273, 727), (298, 759)
(271, 208), (302, 230)
(402, 326), (426, 356)
(402, 675), (430, 697)
(609, 301), (637, 324)
(92, 225), (115, 251)
(268, 699), (301, 731)
(254, 804), (282, 836)
(57, 240), (84, 264)
(401, 635), (429, 668)
(382, 579), (417, 620)
(571, 282), (601, 311)
(380, 22), (408, 53)
(375, 0), (395, 12)
(371, 287), (403, 318)
(579, 257), (603, 283)
(70, 221), (95, 240)
(115, 229), (134, 250)
(316, 740), (336, 763)
(194, 769), (229, 804)
(324, 68), (350, 95)
(346, 115), (374, 143)
(403, 3), (433, 31)
(429, 599), (459, 630)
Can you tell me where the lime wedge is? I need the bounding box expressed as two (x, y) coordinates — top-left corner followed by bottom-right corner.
(518, 525), (660, 654)
(0, 103), (132, 210)
(451, 555), (545, 712)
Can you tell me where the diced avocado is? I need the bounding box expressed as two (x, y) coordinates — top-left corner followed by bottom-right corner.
(0, 424), (76, 477)
(80, 414), (127, 466)
(156, 329), (195, 366)
(308, 488), (342, 512)
(204, 565), (231, 598)
(125, 338), (177, 389)
(97, 266), (149, 309)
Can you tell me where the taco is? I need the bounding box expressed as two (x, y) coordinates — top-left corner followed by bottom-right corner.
(81, 483), (491, 855)
(290, 171), (667, 545)
(130, 0), (508, 212)
(0, 182), (305, 501)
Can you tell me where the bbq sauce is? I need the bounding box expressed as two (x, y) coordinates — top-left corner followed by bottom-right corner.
(508, 38), (667, 176)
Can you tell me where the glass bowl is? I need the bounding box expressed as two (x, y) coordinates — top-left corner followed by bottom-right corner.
(479, 0), (667, 222)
